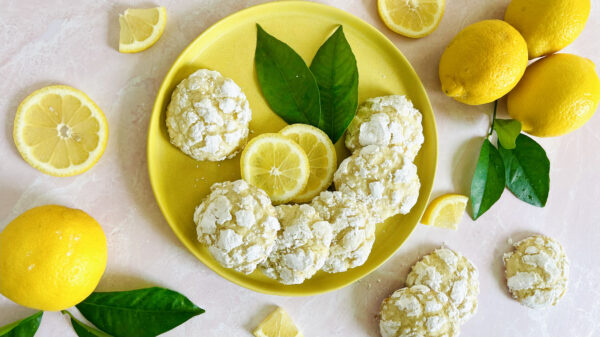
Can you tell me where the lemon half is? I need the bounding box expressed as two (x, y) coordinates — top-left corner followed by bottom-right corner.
(421, 194), (468, 230)
(13, 85), (109, 177)
(378, 0), (445, 38)
(279, 124), (336, 203)
(241, 133), (310, 204)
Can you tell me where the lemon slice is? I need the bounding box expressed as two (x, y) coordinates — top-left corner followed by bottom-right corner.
(13, 85), (109, 177)
(378, 0), (445, 38)
(241, 133), (310, 204)
(119, 7), (167, 53)
(421, 194), (468, 230)
(279, 124), (337, 203)
(253, 307), (303, 337)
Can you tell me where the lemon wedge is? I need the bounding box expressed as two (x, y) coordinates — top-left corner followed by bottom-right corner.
(279, 124), (336, 203)
(378, 0), (445, 38)
(421, 194), (468, 230)
(241, 133), (310, 204)
(253, 307), (303, 337)
(119, 7), (167, 53)
(13, 85), (109, 177)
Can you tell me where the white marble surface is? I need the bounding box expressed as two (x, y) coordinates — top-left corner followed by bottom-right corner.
(1, 0), (599, 336)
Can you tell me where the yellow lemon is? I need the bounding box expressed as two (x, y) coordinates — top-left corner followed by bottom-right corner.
(0, 205), (107, 311)
(253, 307), (303, 337)
(439, 20), (528, 105)
(119, 7), (167, 53)
(279, 124), (336, 203)
(505, 0), (591, 59)
(421, 194), (468, 230)
(13, 85), (109, 177)
(377, 0), (445, 38)
(240, 133), (310, 204)
(508, 53), (600, 137)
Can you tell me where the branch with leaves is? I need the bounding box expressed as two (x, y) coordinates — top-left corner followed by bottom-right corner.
(470, 101), (550, 219)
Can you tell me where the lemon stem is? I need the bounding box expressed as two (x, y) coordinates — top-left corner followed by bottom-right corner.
(489, 100), (498, 137)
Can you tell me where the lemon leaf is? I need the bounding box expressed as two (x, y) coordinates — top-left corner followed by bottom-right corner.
(498, 134), (550, 207)
(62, 311), (111, 337)
(0, 312), (42, 337)
(470, 139), (505, 219)
(494, 119), (521, 149)
(309, 26), (358, 143)
(255, 24), (322, 127)
(76, 287), (204, 337)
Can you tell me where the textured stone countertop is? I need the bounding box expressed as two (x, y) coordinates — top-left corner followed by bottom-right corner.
(1, 0), (599, 336)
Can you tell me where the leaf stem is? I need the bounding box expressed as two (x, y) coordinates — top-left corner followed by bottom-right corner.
(489, 100), (498, 136)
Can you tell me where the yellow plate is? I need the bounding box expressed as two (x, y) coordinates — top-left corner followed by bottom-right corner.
(148, 1), (437, 296)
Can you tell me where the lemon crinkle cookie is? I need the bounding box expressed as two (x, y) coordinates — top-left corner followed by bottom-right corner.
(194, 180), (280, 274)
(503, 235), (569, 309)
(345, 95), (424, 161)
(311, 191), (376, 273)
(166, 69), (252, 161)
(406, 248), (479, 323)
(260, 204), (333, 285)
(379, 285), (459, 337)
(333, 145), (420, 222)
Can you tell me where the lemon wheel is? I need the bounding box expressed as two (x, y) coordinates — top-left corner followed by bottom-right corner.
(13, 85), (109, 177)
(279, 124), (336, 203)
(240, 133), (310, 204)
(119, 7), (167, 53)
(378, 0), (445, 38)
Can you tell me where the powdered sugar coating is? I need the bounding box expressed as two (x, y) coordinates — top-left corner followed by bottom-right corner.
(166, 69), (251, 161)
(406, 248), (479, 323)
(333, 145), (420, 222)
(260, 204), (333, 285)
(194, 180), (280, 274)
(379, 285), (459, 337)
(503, 235), (569, 309)
(345, 95), (424, 161)
(311, 191), (376, 273)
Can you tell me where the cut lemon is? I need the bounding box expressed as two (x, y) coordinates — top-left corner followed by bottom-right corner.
(421, 194), (468, 230)
(119, 6), (167, 53)
(253, 307), (303, 337)
(13, 85), (109, 177)
(279, 124), (337, 203)
(377, 0), (445, 38)
(241, 133), (310, 204)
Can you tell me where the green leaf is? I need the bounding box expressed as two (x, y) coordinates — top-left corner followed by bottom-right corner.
(498, 134), (550, 207)
(494, 119), (522, 149)
(255, 24), (321, 127)
(309, 25), (359, 143)
(61, 311), (111, 337)
(470, 139), (506, 219)
(76, 287), (204, 337)
(0, 312), (42, 337)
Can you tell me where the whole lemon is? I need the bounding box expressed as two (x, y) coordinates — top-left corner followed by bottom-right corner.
(439, 20), (528, 105)
(0, 205), (107, 311)
(508, 54), (600, 137)
(505, 0), (590, 59)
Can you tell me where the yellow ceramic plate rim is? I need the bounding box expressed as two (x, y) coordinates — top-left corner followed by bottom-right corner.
(148, 1), (437, 296)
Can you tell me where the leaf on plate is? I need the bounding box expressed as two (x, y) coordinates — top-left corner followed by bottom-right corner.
(0, 311), (43, 337)
(498, 134), (550, 207)
(494, 119), (521, 149)
(255, 24), (322, 127)
(62, 311), (111, 337)
(470, 139), (505, 219)
(309, 25), (359, 143)
(76, 287), (204, 337)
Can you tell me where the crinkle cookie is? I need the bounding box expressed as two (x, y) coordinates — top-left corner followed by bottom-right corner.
(194, 180), (280, 274)
(333, 145), (420, 222)
(406, 248), (479, 323)
(260, 204), (333, 285)
(166, 69), (252, 161)
(345, 95), (424, 161)
(379, 285), (459, 337)
(503, 235), (569, 309)
(310, 191), (376, 273)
